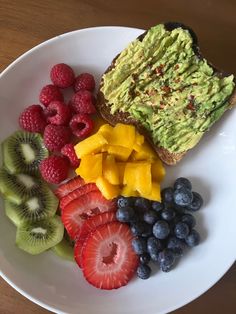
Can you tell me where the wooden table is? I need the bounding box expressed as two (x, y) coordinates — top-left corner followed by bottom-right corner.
(0, 0), (235, 313)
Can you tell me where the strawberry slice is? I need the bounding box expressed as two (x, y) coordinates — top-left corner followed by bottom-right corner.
(74, 211), (117, 268)
(81, 221), (138, 290)
(61, 190), (117, 239)
(60, 183), (98, 210)
(54, 176), (85, 199)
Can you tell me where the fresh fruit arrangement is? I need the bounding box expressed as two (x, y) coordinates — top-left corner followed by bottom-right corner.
(0, 61), (204, 291)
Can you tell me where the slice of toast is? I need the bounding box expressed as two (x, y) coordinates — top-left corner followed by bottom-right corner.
(97, 22), (236, 165)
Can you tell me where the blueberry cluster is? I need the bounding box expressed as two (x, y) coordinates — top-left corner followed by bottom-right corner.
(116, 177), (203, 280)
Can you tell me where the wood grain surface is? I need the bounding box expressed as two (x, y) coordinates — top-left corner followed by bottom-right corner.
(0, 0), (235, 313)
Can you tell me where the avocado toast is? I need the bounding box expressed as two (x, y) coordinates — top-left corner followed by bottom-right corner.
(97, 22), (236, 165)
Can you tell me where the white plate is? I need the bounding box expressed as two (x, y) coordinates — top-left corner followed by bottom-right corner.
(0, 26), (236, 314)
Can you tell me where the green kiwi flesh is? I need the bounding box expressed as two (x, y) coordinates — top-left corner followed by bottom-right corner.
(0, 167), (43, 205)
(2, 131), (48, 174)
(52, 237), (74, 261)
(16, 215), (64, 255)
(4, 187), (59, 226)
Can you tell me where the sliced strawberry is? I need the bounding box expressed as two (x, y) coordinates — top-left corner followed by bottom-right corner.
(61, 190), (117, 239)
(54, 176), (85, 199)
(60, 183), (98, 210)
(74, 211), (117, 268)
(81, 221), (138, 290)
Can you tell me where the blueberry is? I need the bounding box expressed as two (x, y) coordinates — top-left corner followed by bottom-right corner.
(174, 177), (192, 191)
(181, 214), (196, 229)
(158, 249), (175, 269)
(174, 187), (193, 206)
(173, 204), (187, 215)
(161, 187), (174, 204)
(153, 220), (170, 239)
(174, 222), (190, 239)
(160, 264), (173, 272)
(139, 253), (151, 265)
(187, 192), (203, 212)
(185, 229), (201, 247)
(152, 201), (163, 212)
(143, 210), (159, 225)
(141, 223), (153, 237)
(132, 237), (147, 255)
(147, 236), (163, 256)
(167, 236), (186, 257)
(130, 221), (146, 236)
(117, 196), (134, 208)
(137, 264), (151, 279)
(149, 251), (159, 263)
(135, 197), (151, 211)
(161, 208), (176, 221)
(116, 206), (135, 223)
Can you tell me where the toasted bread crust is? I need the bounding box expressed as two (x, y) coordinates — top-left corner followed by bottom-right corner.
(96, 22), (236, 165)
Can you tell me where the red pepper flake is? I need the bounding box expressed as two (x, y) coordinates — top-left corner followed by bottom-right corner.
(175, 78), (180, 83)
(186, 103), (195, 111)
(161, 85), (171, 94)
(155, 64), (164, 76)
(174, 64), (179, 70)
(160, 101), (166, 109)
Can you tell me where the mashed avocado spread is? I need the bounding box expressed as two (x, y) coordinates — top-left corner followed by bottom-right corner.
(101, 24), (235, 153)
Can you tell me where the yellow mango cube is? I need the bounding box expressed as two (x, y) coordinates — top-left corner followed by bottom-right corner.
(121, 185), (139, 197)
(107, 145), (132, 161)
(151, 159), (166, 182)
(132, 141), (157, 160)
(75, 153), (103, 182)
(135, 131), (144, 146)
(91, 115), (107, 134)
(143, 182), (161, 201)
(110, 123), (136, 148)
(123, 162), (152, 196)
(117, 162), (126, 184)
(96, 176), (120, 200)
(103, 155), (119, 185)
(74, 133), (107, 158)
(98, 124), (114, 141)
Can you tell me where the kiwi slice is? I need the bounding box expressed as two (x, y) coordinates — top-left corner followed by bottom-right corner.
(52, 237), (74, 262)
(2, 131), (48, 174)
(16, 215), (64, 255)
(4, 187), (59, 226)
(0, 167), (43, 205)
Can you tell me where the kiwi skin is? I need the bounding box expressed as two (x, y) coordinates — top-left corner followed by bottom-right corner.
(2, 131), (48, 174)
(16, 215), (64, 255)
(4, 187), (59, 226)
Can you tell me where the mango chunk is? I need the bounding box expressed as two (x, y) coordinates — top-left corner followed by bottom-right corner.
(121, 185), (139, 197)
(75, 153), (103, 182)
(109, 123), (136, 148)
(91, 116), (107, 134)
(98, 124), (114, 141)
(135, 131), (144, 146)
(103, 155), (119, 185)
(123, 162), (152, 195)
(74, 133), (107, 158)
(96, 176), (120, 200)
(143, 182), (161, 201)
(107, 145), (132, 161)
(117, 162), (126, 184)
(151, 159), (166, 182)
(132, 141), (157, 160)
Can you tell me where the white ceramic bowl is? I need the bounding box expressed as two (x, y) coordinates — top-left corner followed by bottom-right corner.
(0, 27), (236, 314)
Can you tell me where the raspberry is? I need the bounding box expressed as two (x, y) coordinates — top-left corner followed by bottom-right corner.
(69, 114), (93, 139)
(61, 143), (80, 168)
(74, 73), (95, 92)
(70, 90), (96, 114)
(44, 101), (72, 126)
(39, 84), (64, 107)
(19, 104), (47, 133)
(50, 63), (75, 88)
(39, 155), (69, 184)
(44, 124), (72, 152)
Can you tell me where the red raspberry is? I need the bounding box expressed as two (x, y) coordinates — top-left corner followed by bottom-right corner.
(74, 73), (95, 92)
(39, 156), (69, 184)
(70, 90), (96, 114)
(44, 101), (72, 126)
(61, 143), (80, 168)
(50, 63), (75, 88)
(69, 113), (94, 139)
(19, 104), (47, 133)
(44, 124), (72, 152)
(39, 84), (64, 107)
